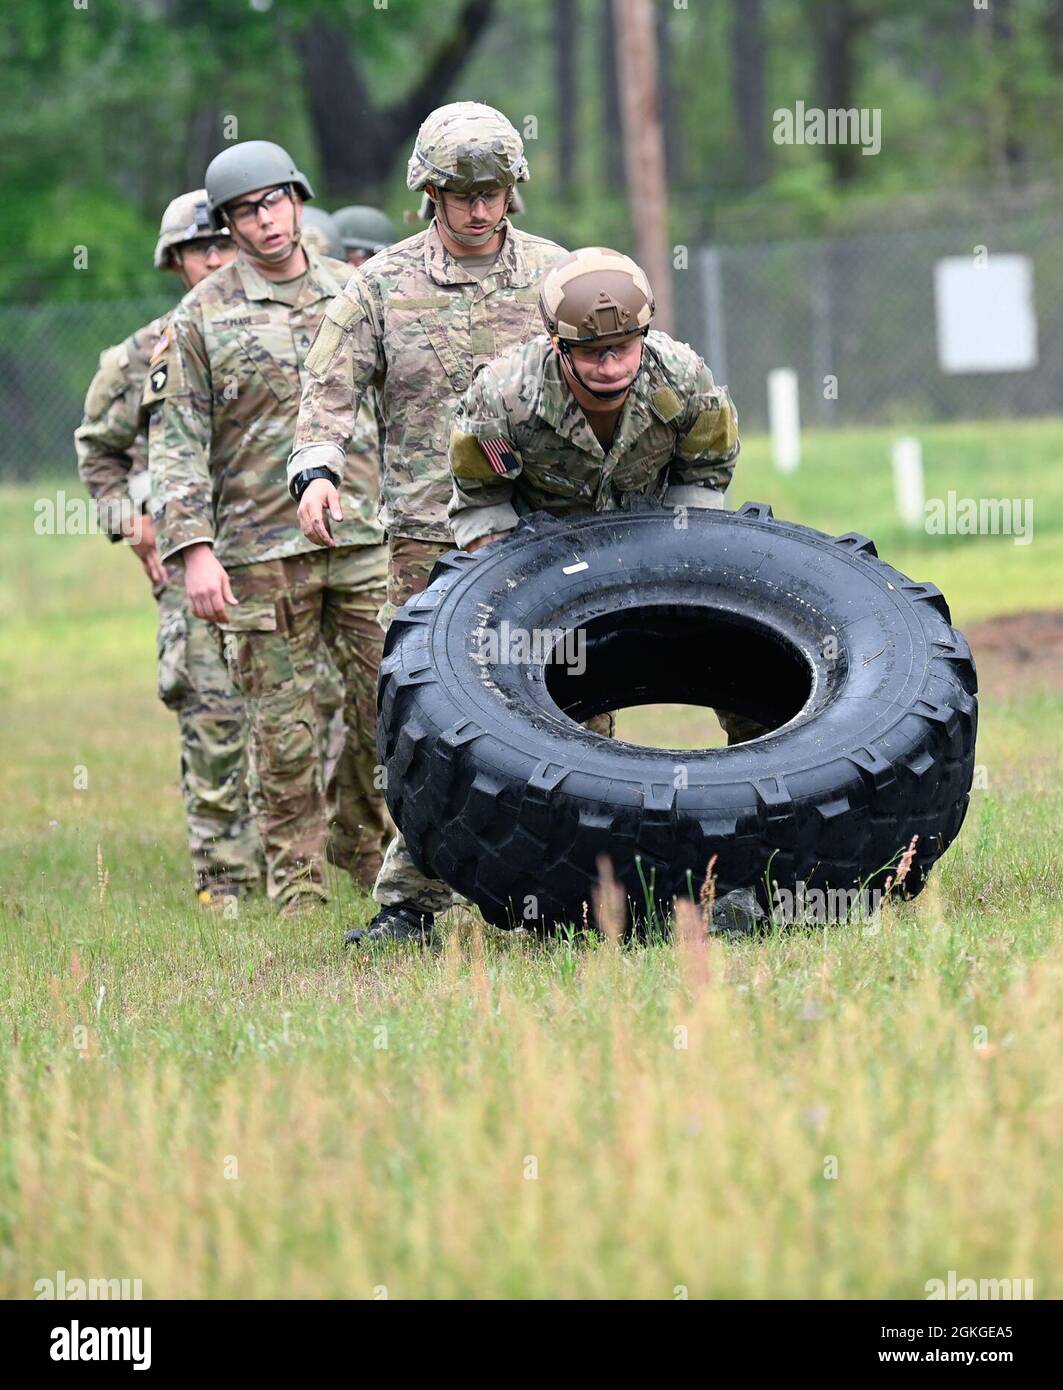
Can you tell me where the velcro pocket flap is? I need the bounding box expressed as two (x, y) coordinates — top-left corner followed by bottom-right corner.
(220, 599), (278, 633)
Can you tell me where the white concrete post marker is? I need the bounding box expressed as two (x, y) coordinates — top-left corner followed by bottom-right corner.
(768, 368), (800, 473)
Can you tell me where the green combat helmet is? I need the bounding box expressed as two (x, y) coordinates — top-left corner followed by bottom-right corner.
(406, 101), (529, 246)
(334, 205), (398, 253)
(300, 205), (344, 259)
(153, 189), (229, 270)
(204, 139), (313, 239)
(538, 247), (656, 399)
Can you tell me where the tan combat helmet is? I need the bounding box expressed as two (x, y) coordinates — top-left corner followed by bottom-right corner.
(539, 247), (655, 346)
(539, 248), (656, 398)
(153, 189), (229, 270)
(407, 101), (529, 246)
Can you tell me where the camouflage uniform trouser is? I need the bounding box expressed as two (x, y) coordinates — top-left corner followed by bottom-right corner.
(222, 543), (390, 906)
(716, 710), (767, 745)
(315, 645), (380, 883)
(156, 568), (261, 893)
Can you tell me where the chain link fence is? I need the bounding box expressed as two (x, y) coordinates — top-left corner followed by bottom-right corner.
(1, 296), (171, 482)
(5, 212), (1063, 481)
(675, 214), (1063, 432)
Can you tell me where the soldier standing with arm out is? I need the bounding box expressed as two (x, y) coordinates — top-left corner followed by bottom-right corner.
(288, 102), (567, 949)
(145, 141), (390, 916)
(75, 192), (262, 906)
(449, 247), (761, 750)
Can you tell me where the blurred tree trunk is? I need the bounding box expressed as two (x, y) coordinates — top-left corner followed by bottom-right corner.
(600, 0), (627, 192)
(613, 0), (674, 332)
(656, 3), (681, 185)
(185, 105), (223, 192)
(1046, 0), (1063, 70)
(991, 0), (1025, 184)
(730, 0), (767, 189)
(554, 0), (577, 198)
(805, 0), (873, 185)
(296, 0), (496, 196)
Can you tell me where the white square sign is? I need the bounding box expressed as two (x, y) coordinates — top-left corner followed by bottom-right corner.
(934, 254), (1038, 374)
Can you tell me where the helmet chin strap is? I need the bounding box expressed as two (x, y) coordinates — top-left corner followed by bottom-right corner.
(431, 188), (510, 247)
(559, 338), (644, 401)
(227, 191), (303, 267)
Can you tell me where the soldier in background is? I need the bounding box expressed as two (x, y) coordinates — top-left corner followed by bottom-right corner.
(333, 206), (398, 267)
(300, 206), (346, 261)
(291, 200), (360, 821)
(288, 101), (566, 947)
(75, 191), (262, 906)
(145, 141), (390, 914)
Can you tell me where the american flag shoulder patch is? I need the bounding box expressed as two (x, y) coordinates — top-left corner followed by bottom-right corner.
(479, 437), (520, 476)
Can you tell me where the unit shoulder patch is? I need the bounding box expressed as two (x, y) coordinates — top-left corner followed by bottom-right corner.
(649, 386), (683, 424)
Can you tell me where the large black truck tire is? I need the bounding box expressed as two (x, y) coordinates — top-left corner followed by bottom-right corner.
(377, 503), (978, 931)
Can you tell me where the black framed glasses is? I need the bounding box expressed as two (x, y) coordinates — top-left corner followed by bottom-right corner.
(226, 186), (292, 226)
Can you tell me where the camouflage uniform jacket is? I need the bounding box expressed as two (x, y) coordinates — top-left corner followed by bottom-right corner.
(145, 249), (383, 567)
(447, 331), (740, 548)
(75, 313), (169, 539)
(288, 219), (565, 543)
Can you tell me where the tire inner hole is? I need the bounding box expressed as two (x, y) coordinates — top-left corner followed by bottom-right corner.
(541, 603), (814, 746)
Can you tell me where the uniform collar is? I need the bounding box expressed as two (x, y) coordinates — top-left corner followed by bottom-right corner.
(234, 247), (340, 306)
(423, 218), (530, 288)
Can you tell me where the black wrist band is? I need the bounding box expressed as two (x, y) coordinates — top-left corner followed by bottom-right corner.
(290, 466), (340, 502)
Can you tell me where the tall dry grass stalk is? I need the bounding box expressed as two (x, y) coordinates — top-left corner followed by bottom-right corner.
(5, 934), (1061, 1299)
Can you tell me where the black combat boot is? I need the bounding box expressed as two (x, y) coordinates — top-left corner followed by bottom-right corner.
(344, 902), (437, 949)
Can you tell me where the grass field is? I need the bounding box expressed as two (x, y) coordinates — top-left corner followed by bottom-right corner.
(1, 420), (1061, 1299)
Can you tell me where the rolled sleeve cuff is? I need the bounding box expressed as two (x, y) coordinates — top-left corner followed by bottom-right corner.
(287, 442), (346, 488)
(448, 501), (520, 550)
(158, 532), (215, 563)
(663, 483), (727, 511)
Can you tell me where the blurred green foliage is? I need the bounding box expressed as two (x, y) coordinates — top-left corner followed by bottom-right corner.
(5, 0), (1063, 303)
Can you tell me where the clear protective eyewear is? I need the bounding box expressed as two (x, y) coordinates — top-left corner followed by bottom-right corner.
(227, 186), (292, 226)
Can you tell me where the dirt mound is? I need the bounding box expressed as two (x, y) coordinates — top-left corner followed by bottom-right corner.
(964, 610), (1063, 698)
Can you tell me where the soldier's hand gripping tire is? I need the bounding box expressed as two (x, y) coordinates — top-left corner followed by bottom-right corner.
(377, 502), (978, 932)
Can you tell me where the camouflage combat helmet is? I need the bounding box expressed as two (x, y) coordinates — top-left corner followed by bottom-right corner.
(539, 248), (655, 347)
(153, 189), (229, 270)
(299, 206), (344, 259)
(204, 140), (314, 229)
(540, 248), (655, 399)
(406, 102), (529, 193)
(334, 205), (398, 252)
